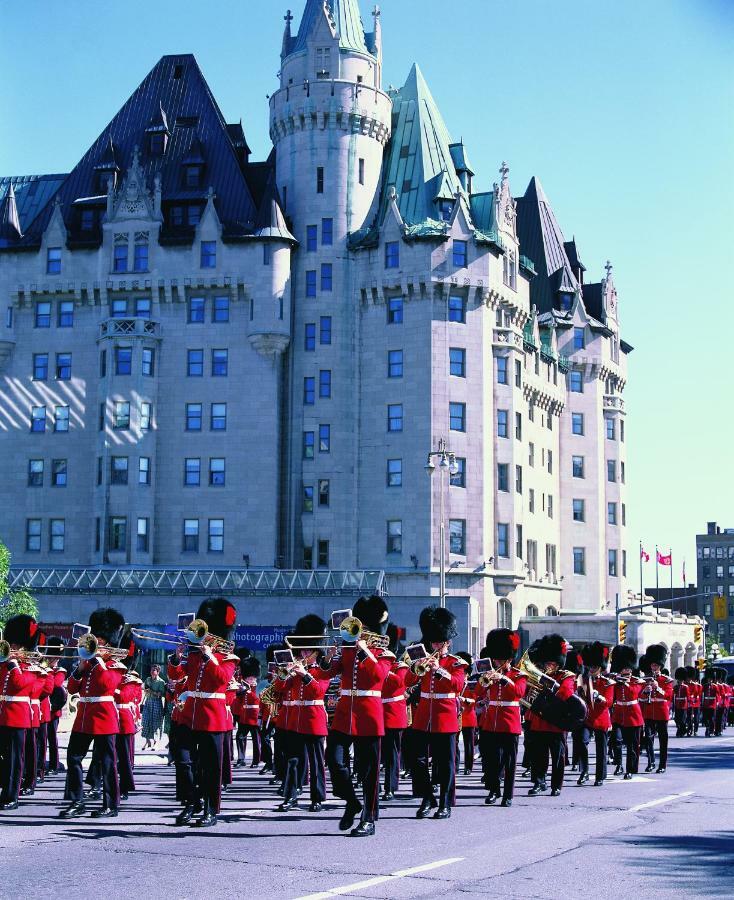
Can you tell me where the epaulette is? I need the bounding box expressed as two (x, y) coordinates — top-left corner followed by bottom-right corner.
(446, 653), (468, 667)
(380, 649), (396, 660)
(557, 669), (576, 680)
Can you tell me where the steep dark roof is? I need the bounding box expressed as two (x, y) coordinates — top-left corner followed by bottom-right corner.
(0, 175), (67, 244)
(582, 282), (605, 324)
(17, 54), (257, 246)
(254, 172), (296, 243)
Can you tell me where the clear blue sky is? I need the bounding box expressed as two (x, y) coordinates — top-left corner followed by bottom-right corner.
(2, 0), (732, 584)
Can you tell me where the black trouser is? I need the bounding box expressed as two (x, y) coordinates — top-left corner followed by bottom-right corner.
(88, 733), (136, 794)
(0, 726), (26, 804)
(479, 731), (519, 801)
(578, 727), (608, 782)
(612, 724), (641, 774)
(236, 723), (261, 765)
(412, 731), (457, 808)
(702, 708), (715, 735)
(521, 722), (535, 769)
(326, 730), (381, 823)
(382, 727), (403, 793)
(273, 727), (287, 781)
(222, 732), (233, 786)
(460, 726), (476, 773)
(174, 725), (224, 814)
(643, 720), (668, 769)
(169, 721), (194, 804)
(283, 731), (326, 804)
(530, 731), (565, 791)
(47, 718), (61, 771)
(21, 727), (38, 791)
(674, 708), (688, 737)
(685, 708), (694, 735)
(65, 732), (119, 808)
(691, 707), (700, 734)
(715, 707), (725, 735)
(570, 727), (584, 767)
(36, 722), (48, 778)
(401, 726), (416, 776)
(259, 722), (274, 769)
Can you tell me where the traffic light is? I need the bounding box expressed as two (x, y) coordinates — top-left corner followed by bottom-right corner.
(697, 658), (707, 671)
(618, 619), (627, 643)
(694, 625), (703, 643)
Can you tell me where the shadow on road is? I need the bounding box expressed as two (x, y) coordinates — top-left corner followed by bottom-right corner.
(620, 832), (734, 889)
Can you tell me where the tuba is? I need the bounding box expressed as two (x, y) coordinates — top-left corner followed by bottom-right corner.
(518, 651), (587, 730)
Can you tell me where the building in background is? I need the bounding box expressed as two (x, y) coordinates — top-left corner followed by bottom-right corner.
(695, 522), (734, 656)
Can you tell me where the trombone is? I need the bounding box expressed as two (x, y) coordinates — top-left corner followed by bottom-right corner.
(336, 616), (390, 650)
(185, 619), (235, 655)
(78, 633), (129, 662)
(130, 627), (186, 649)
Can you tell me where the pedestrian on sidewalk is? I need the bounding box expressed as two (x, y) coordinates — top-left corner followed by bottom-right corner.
(141, 665), (166, 749)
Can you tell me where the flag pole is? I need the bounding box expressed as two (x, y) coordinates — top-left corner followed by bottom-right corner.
(655, 544), (659, 601)
(670, 548), (674, 614)
(639, 540), (643, 603)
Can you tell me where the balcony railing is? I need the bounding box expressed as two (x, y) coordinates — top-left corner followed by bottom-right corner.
(99, 318), (161, 338)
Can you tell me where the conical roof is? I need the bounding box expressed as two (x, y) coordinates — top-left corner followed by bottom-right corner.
(289, 0), (369, 56)
(0, 182), (22, 244)
(254, 173), (296, 243)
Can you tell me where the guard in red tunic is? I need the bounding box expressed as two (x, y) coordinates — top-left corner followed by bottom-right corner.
(609, 644), (644, 779)
(639, 644), (673, 773)
(381, 623), (408, 800)
(673, 667), (690, 736)
(685, 666), (701, 735)
(114, 643), (143, 801)
(60, 608), (126, 818)
(525, 634), (576, 797)
(714, 668), (727, 735)
(20, 643), (53, 796)
(0, 616), (39, 811)
(324, 595), (392, 837)
(167, 597), (238, 827)
(477, 629), (526, 807)
(407, 606), (468, 820)
(44, 637), (68, 776)
(456, 652), (478, 776)
(234, 654), (261, 768)
(577, 642), (615, 786)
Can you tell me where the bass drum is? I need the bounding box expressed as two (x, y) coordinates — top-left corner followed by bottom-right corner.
(530, 691), (587, 730)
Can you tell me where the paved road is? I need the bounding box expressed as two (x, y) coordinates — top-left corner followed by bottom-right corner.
(1, 729), (732, 899)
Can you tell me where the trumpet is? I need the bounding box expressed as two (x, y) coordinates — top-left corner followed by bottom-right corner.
(184, 619), (235, 655)
(0, 639), (10, 663)
(77, 633), (129, 662)
(413, 650), (441, 677)
(337, 616), (389, 650)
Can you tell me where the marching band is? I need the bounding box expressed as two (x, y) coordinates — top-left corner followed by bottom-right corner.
(0, 599), (732, 830)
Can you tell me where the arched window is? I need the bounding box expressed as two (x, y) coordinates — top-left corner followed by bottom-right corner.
(497, 598), (512, 629)
(545, 606), (558, 617)
(525, 604), (539, 618)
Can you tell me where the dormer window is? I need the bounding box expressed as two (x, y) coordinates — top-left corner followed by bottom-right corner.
(438, 199), (453, 222)
(80, 209), (96, 231)
(149, 132), (166, 156)
(184, 165), (203, 188)
(95, 170), (117, 195)
(315, 48), (331, 78)
(503, 250), (517, 291)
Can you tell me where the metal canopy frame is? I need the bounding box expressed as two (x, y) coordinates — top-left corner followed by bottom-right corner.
(8, 567), (387, 597)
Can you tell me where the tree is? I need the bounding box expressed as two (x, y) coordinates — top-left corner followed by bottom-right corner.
(0, 540), (38, 630)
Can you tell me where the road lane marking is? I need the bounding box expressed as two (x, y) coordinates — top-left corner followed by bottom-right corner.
(294, 857), (465, 900)
(628, 791), (693, 812)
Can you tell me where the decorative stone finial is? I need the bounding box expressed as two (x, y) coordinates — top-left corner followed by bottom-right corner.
(500, 161), (509, 182)
(372, 4), (381, 18)
(284, 8), (293, 25)
(605, 260), (613, 279)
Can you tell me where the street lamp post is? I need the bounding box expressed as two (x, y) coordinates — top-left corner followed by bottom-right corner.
(425, 438), (459, 609)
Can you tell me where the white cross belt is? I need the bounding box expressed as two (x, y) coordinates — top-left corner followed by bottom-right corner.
(340, 689), (381, 697)
(421, 692), (456, 700)
(77, 696), (115, 704)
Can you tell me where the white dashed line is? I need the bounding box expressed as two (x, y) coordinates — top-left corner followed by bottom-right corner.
(628, 791), (694, 812)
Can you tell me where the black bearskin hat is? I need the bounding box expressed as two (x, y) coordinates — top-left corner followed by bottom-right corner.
(456, 651), (473, 668)
(675, 666), (689, 680)
(352, 595), (390, 635)
(479, 645), (491, 660)
(638, 655), (650, 676)
(484, 628), (520, 660)
(45, 635), (65, 651)
(685, 665), (699, 682)
(565, 648), (584, 675)
(532, 634), (569, 667)
(702, 668), (714, 682)
(289, 614), (327, 650)
(88, 607), (125, 645)
(386, 622), (404, 655)
(419, 606), (458, 644)
(235, 647), (252, 664)
(240, 656), (261, 679)
(610, 644), (637, 673)
(581, 641), (610, 669)
(645, 644), (668, 667)
(3, 614), (41, 650)
(195, 597), (237, 640)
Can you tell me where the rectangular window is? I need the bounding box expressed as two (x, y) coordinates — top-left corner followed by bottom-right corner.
(607, 460), (617, 482)
(387, 404), (403, 432)
(320, 316), (332, 345)
(497, 523), (509, 558)
(317, 539), (329, 568)
(303, 485), (314, 513)
(303, 546), (313, 569)
(54, 406), (69, 432)
(139, 456), (150, 485)
(623, 550), (628, 577)
(109, 517), (127, 552)
(358, 157), (365, 185)
(452, 240), (468, 267)
(6, 306), (11, 328)
(210, 403), (227, 431)
(140, 401), (152, 431)
(547, 449), (553, 474)
(134, 243), (148, 272)
(448, 294), (466, 323)
(211, 348), (228, 377)
(305, 323), (316, 351)
(515, 412), (522, 440)
(497, 409), (508, 438)
(187, 349), (204, 376)
(209, 458), (225, 486)
(47, 247), (62, 274)
(322, 218), (333, 245)
(529, 488), (535, 513)
(26, 519), (42, 552)
(319, 369), (331, 398)
(569, 371), (583, 392)
(620, 420), (625, 442)
(573, 499), (585, 522)
(184, 458), (201, 486)
(450, 457), (466, 488)
(450, 347), (466, 377)
(572, 455), (584, 478)
(318, 479), (330, 507)
(608, 549), (618, 577)
(111, 298), (128, 318)
(189, 297), (205, 323)
(516, 524), (523, 559)
(622, 503), (626, 526)
(111, 456), (129, 485)
(320, 263), (332, 291)
(48, 518), (65, 552)
(572, 412), (584, 435)
(135, 297), (151, 317)
(319, 423), (330, 453)
(450, 519), (466, 555)
(515, 465), (523, 494)
(621, 462), (626, 483)
(497, 463), (509, 492)
(183, 519), (199, 552)
(306, 225), (318, 252)
(113, 244), (128, 273)
(99, 350), (107, 377)
(58, 300), (74, 327)
(35, 301), (51, 328)
(548, 494), (554, 519)
(28, 459), (44, 486)
(573, 327), (585, 350)
(115, 346), (132, 375)
(31, 406), (46, 432)
(306, 270), (317, 297)
(608, 502), (617, 525)
(388, 350), (403, 378)
(185, 403), (202, 431)
(200, 241), (216, 268)
(496, 356), (508, 384)
(387, 458), (402, 487)
(304, 377), (315, 405)
(136, 517), (149, 552)
(573, 547), (586, 575)
(387, 519), (402, 554)
(385, 241), (399, 268)
(33, 353), (49, 380)
(142, 347), (155, 377)
(316, 167), (324, 193)
(515, 359), (522, 388)
(303, 431), (315, 459)
(207, 519), (224, 552)
(212, 296), (229, 322)
(450, 402), (466, 432)
(387, 296), (403, 324)
(606, 418), (616, 440)
(529, 442), (535, 467)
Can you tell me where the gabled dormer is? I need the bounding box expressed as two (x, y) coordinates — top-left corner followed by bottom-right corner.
(180, 135), (207, 189)
(145, 102), (170, 156)
(93, 135), (120, 195)
(0, 183), (22, 247)
(449, 140), (474, 194)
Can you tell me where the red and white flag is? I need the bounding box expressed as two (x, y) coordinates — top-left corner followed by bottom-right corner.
(682, 560), (686, 583)
(640, 546), (650, 562)
(657, 550), (672, 566)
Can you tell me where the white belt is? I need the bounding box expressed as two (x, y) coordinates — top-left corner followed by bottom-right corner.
(181, 691), (226, 701)
(615, 700), (639, 706)
(30, 699), (41, 706)
(0, 695), (31, 703)
(243, 704), (260, 710)
(485, 700), (520, 707)
(283, 699), (324, 707)
(116, 703), (136, 710)
(78, 696), (115, 704)
(650, 698), (668, 703)
(421, 692), (456, 700)
(340, 689), (381, 698)
(382, 694), (406, 704)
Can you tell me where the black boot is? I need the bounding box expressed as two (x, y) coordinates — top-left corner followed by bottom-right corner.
(278, 796), (298, 812)
(91, 807), (119, 818)
(484, 792), (499, 805)
(338, 801), (362, 832)
(59, 802), (86, 819)
(528, 782), (547, 796)
(613, 765), (623, 776)
(350, 820), (375, 837)
(434, 806), (451, 819)
(623, 772), (633, 780)
(416, 796), (437, 818)
(0, 800), (19, 811)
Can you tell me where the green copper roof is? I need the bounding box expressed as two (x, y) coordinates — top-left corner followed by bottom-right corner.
(290, 0), (369, 57)
(383, 64), (463, 227)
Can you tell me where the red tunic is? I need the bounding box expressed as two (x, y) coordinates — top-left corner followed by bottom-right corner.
(640, 676), (673, 722)
(478, 669), (527, 734)
(237, 684), (261, 726)
(460, 681), (479, 729)
(115, 676), (143, 735)
(585, 676), (616, 731)
(167, 647), (237, 732)
(68, 657), (125, 735)
(703, 684), (718, 709)
(610, 680), (644, 727)
(689, 682), (701, 709)
(0, 660), (35, 729)
(381, 659), (409, 730)
(325, 645), (392, 737)
(282, 664), (331, 737)
(51, 668), (67, 720)
(674, 682), (690, 710)
(406, 654), (468, 733)
(28, 666), (54, 728)
(526, 672), (576, 734)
